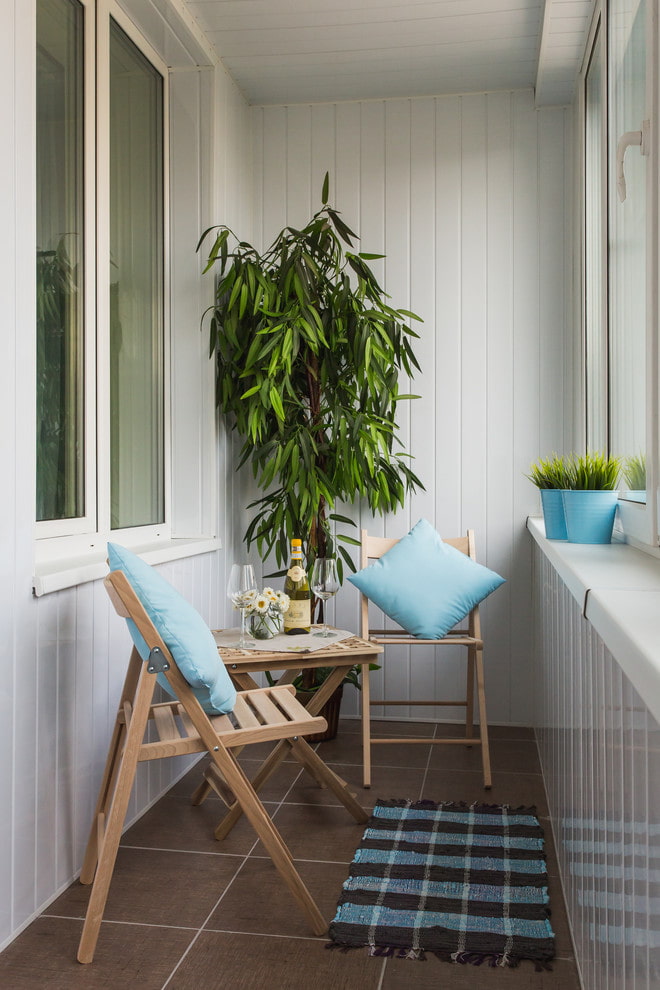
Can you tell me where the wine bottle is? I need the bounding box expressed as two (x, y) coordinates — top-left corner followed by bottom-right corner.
(283, 538), (311, 634)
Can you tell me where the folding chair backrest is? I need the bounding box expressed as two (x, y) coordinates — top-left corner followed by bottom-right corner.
(359, 529), (477, 641)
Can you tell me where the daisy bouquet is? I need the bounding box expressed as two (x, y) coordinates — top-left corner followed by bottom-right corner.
(243, 587), (290, 639)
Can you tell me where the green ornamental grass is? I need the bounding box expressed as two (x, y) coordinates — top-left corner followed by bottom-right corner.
(527, 451), (621, 491)
(623, 453), (646, 490)
(527, 453), (570, 490)
(564, 451), (621, 491)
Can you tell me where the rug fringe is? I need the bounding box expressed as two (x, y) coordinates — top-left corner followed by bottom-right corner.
(373, 798), (539, 815)
(327, 941), (552, 970)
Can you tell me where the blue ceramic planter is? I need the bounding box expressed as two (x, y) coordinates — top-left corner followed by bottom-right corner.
(540, 489), (568, 540)
(561, 490), (619, 544)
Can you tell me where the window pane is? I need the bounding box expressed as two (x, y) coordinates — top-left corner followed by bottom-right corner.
(109, 19), (164, 529)
(36, 0), (84, 521)
(609, 0), (647, 500)
(585, 29), (607, 451)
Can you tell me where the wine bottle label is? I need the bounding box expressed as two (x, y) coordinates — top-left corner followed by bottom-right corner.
(287, 565), (305, 582)
(284, 598), (311, 628)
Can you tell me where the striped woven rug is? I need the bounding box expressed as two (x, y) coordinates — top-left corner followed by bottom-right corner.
(328, 799), (555, 969)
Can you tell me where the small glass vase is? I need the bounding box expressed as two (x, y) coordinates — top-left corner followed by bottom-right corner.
(249, 612), (283, 640)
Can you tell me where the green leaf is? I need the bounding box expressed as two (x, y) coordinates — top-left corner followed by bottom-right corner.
(269, 386), (285, 421)
(321, 172), (330, 205)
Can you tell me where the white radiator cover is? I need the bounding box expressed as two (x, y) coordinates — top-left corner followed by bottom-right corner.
(533, 545), (660, 990)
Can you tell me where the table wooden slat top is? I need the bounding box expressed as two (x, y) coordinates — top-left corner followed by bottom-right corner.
(214, 632), (382, 674)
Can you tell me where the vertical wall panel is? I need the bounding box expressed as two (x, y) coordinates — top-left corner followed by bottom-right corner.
(485, 91), (514, 721)
(509, 90), (542, 723)
(253, 91), (572, 722)
(434, 96), (462, 535)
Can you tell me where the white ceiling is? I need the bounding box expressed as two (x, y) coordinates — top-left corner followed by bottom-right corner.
(184, 0), (595, 107)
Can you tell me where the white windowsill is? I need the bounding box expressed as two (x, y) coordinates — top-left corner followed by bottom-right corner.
(33, 536), (221, 597)
(527, 516), (660, 724)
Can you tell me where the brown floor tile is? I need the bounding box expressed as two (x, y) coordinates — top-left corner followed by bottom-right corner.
(421, 769), (550, 816)
(428, 738), (542, 774)
(545, 871), (575, 958)
(0, 915), (194, 989)
(256, 802), (368, 862)
(488, 724), (536, 741)
(381, 955), (581, 989)
(164, 758), (304, 805)
(317, 732), (431, 767)
(48, 847), (241, 928)
(341, 719), (536, 740)
(205, 857), (349, 937)
(167, 930), (384, 990)
(285, 761), (427, 809)
(120, 793), (269, 856)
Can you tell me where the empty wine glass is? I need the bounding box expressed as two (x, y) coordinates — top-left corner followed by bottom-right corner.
(227, 564), (257, 648)
(310, 558), (340, 637)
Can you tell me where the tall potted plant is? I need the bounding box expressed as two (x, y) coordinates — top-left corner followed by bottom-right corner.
(198, 173), (424, 581)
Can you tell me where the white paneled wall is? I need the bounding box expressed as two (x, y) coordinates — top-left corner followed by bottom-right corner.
(534, 546), (660, 990)
(0, 2), (252, 952)
(250, 92), (573, 724)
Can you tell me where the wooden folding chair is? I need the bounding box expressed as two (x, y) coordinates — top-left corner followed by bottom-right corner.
(358, 529), (492, 790)
(77, 569), (368, 964)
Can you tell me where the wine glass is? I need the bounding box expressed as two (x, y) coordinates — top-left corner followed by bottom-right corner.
(310, 558), (340, 637)
(227, 564), (257, 648)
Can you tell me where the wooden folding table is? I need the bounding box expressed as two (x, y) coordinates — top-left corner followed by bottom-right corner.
(192, 631), (383, 836)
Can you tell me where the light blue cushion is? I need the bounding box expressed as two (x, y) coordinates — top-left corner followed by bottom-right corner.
(347, 519), (505, 639)
(107, 543), (236, 715)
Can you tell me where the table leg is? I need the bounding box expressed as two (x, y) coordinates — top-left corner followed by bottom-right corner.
(213, 663), (356, 840)
(361, 662), (372, 788)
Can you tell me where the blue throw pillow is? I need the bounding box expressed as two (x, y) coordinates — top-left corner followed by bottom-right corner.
(347, 519), (505, 639)
(107, 543), (236, 715)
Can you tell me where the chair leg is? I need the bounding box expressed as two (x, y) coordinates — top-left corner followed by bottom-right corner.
(361, 662), (372, 788)
(80, 647), (143, 883)
(79, 720), (126, 885)
(465, 650), (475, 743)
(77, 666), (157, 964)
(289, 738), (368, 823)
(209, 746), (327, 936)
(212, 739), (290, 841)
(474, 647), (492, 789)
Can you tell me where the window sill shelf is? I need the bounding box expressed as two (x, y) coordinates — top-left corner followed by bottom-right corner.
(527, 516), (660, 724)
(33, 536), (221, 597)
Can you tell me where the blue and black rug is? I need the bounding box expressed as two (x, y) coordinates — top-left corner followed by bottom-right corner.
(328, 799), (555, 970)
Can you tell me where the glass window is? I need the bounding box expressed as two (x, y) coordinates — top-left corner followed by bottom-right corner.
(584, 26), (607, 453)
(36, 0), (166, 539)
(609, 0), (647, 501)
(109, 19), (165, 529)
(36, 0), (85, 521)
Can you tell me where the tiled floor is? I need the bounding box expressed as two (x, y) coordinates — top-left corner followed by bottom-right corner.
(0, 720), (582, 989)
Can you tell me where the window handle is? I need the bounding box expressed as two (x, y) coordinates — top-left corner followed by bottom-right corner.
(616, 120), (650, 202)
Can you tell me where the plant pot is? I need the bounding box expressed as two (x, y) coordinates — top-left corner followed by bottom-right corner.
(562, 490), (619, 544)
(540, 488), (568, 540)
(295, 684), (343, 742)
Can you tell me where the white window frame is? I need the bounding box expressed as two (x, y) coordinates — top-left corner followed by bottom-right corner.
(579, 0), (660, 552)
(36, 0), (172, 558)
